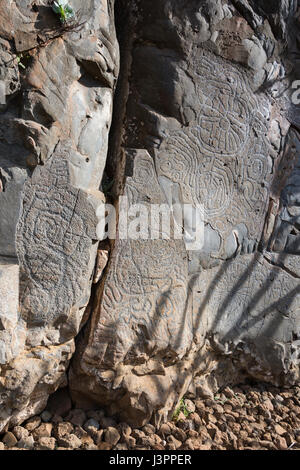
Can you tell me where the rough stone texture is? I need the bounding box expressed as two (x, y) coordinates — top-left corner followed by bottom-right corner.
(17, 146), (100, 338)
(70, 150), (193, 425)
(1, 384), (297, 451)
(36, 437), (56, 451)
(0, 0), (300, 434)
(0, 0), (119, 432)
(0, 260), (23, 364)
(70, 0), (300, 426)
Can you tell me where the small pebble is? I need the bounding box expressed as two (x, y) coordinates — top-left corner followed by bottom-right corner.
(0, 384), (299, 451)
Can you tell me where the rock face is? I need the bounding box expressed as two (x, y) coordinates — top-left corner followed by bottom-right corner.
(0, 0), (119, 431)
(0, 0), (300, 431)
(70, 0), (300, 426)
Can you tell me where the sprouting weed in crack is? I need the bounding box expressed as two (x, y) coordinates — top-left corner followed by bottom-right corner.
(52, 0), (75, 24)
(172, 398), (191, 422)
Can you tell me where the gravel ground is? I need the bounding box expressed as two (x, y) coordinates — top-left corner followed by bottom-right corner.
(1, 383), (300, 451)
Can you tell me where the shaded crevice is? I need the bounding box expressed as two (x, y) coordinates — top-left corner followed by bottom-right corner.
(105, 0), (138, 191)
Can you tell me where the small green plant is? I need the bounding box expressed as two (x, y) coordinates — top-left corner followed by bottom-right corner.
(16, 53), (30, 70)
(172, 398), (190, 422)
(52, 0), (75, 24)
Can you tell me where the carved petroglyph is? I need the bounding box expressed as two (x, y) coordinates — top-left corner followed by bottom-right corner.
(0, 261), (26, 365)
(16, 146), (98, 330)
(198, 253), (300, 379)
(83, 151), (191, 368)
(195, 69), (251, 156)
(96, 239), (190, 363)
(155, 53), (275, 258)
(69, 3), (300, 427)
(156, 128), (235, 219)
(0, 0), (119, 431)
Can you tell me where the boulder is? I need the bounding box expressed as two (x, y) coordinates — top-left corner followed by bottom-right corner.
(70, 0), (300, 425)
(0, 0), (119, 432)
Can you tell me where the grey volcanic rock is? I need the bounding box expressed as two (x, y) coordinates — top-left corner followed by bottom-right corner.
(0, 0), (119, 432)
(0, 0), (300, 432)
(69, 0), (300, 426)
(70, 151), (193, 425)
(16, 144), (99, 338)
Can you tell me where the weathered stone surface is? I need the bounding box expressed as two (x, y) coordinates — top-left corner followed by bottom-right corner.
(32, 423), (52, 440)
(53, 421), (74, 440)
(0, 0), (300, 434)
(2, 432), (17, 448)
(17, 145), (100, 336)
(36, 437), (56, 451)
(24, 416), (41, 432)
(6, 384), (298, 451)
(0, 0), (118, 432)
(70, 0), (300, 425)
(70, 150), (193, 425)
(66, 409), (86, 427)
(0, 261), (24, 364)
(104, 427), (121, 446)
